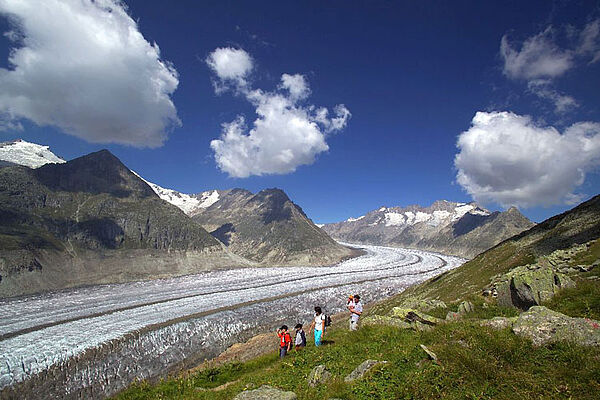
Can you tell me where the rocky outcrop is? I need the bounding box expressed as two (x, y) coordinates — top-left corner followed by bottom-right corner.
(322, 201), (534, 259)
(457, 300), (475, 314)
(233, 385), (297, 400)
(363, 308), (441, 331)
(396, 298), (447, 312)
(493, 264), (575, 310)
(512, 306), (600, 346)
(344, 360), (388, 382)
(307, 365), (332, 387)
(362, 315), (412, 329)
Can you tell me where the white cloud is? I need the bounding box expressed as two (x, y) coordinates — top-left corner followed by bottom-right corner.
(527, 80), (578, 114)
(279, 73), (310, 100)
(455, 111), (600, 208)
(0, 0), (180, 147)
(500, 20), (600, 114)
(500, 28), (573, 80)
(206, 47), (253, 90)
(207, 48), (351, 178)
(577, 19), (600, 63)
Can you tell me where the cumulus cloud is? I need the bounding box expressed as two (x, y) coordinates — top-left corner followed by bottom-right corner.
(207, 47), (351, 178)
(0, 0), (180, 147)
(500, 20), (600, 114)
(206, 47), (253, 91)
(455, 111), (600, 208)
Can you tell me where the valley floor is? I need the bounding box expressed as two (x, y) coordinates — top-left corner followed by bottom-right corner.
(0, 244), (464, 399)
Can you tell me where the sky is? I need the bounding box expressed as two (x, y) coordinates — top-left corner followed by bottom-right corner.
(0, 0), (599, 224)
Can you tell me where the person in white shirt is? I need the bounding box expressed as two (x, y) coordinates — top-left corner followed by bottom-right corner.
(309, 306), (326, 346)
(350, 295), (363, 331)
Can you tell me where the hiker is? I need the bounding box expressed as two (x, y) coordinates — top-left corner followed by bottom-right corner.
(309, 306), (326, 346)
(347, 294), (355, 330)
(276, 325), (292, 359)
(294, 323), (307, 350)
(350, 295), (363, 331)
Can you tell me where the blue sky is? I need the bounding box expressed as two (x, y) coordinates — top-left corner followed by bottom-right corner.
(1, 0), (599, 223)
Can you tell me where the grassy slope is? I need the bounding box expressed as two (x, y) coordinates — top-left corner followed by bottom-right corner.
(115, 313), (600, 400)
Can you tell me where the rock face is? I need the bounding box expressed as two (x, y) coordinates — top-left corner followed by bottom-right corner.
(307, 365), (332, 387)
(344, 360), (388, 382)
(322, 201), (534, 259)
(512, 306), (600, 346)
(494, 265), (575, 310)
(0, 150), (243, 297)
(193, 188), (356, 266)
(233, 385), (297, 400)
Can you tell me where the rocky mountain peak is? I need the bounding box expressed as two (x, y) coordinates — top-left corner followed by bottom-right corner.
(34, 149), (156, 199)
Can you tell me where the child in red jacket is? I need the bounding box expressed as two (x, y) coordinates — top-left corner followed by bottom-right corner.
(276, 325), (292, 359)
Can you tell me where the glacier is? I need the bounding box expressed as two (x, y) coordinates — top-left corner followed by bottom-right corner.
(0, 244), (464, 399)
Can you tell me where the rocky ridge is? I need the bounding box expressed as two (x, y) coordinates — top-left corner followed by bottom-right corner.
(192, 188), (357, 265)
(322, 200), (534, 258)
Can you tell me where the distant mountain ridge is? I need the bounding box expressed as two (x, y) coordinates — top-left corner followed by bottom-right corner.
(322, 201), (535, 258)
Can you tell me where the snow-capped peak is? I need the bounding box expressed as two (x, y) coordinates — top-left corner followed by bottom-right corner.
(131, 172), (220, 215)
(0, 139), (65, 168)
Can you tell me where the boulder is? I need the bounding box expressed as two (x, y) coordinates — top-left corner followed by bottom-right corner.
(307, 365), (332, 387)
(512, 306), (600, 346)
(457, 301), (475, 314)
(233, 385), (297, 400)
(362, 315), (412, 329)
(390, 308), (442, 326)
(480, 316), (516, 330)
(344, 360), (388, 382)
(495, 265), (575, 309)
(396, 297), (447, 312)
(445, 311), (462, 321)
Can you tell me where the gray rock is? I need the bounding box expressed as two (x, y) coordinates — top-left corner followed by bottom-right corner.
(457, 301), (475, 314)
(362, 315), (412, 329)
(480, 316), (516, 330)
(445, 311), (462, 321)
(419, 344), (438, 362)
(495, 265), (575, 310)
(307, 365), (332, 387)
(512, 306), (600, 346)
(344, 360), (388, 382)
(233, 385), (297, 400)
(396, 298), (447, 312)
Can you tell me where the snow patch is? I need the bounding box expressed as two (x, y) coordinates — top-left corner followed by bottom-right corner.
(0, 139), (65, 168)
(384, 212), (406, 226)
(346, 215), (365, 222)
(197, 190), (220, 209)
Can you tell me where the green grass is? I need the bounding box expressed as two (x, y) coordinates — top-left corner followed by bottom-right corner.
(544, 280), (600, 320)
(114, 317), (600, 400)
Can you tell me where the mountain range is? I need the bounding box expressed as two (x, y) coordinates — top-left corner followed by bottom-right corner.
(0, 139), (536, 297)
(0, 140), (354, 297)
(322, 201), (535, 258)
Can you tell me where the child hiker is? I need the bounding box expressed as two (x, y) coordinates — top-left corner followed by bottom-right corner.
(294, 323), (306, 350)
(276, 325), (292, 359)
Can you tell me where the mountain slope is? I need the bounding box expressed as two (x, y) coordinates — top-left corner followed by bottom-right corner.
(193, 188), (358, 266)
(322, 201), (534, 258)
(391, 194), (600, 303)
(0, 150), (244, 298)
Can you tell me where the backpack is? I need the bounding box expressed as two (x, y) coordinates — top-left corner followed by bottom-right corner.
(324, 314), (332, 327)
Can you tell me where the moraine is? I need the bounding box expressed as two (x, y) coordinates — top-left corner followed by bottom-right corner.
(0, 244), (464, 399)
